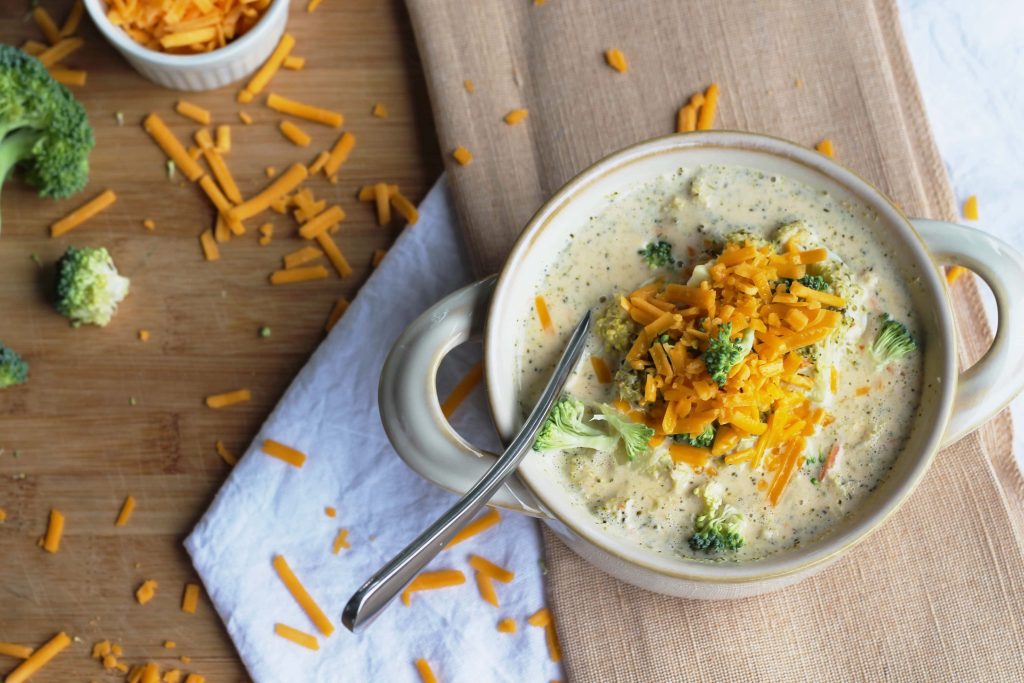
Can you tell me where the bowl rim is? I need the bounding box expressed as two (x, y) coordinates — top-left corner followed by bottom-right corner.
(484, 130), (957, 583)
(82, 0), (287, 69)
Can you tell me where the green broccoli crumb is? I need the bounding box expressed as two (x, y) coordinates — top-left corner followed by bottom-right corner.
(673, 423), (715, 448)
(0, 341), (28, 388)
(701, 323), (754, 386)
(593, 299), (639, 353)
(689, 483), (745, 554)
(259, 326), (272, 338)
(870, 314), (916, 368)
(638, 240), (673, 268)
(593, 403), (654, 461)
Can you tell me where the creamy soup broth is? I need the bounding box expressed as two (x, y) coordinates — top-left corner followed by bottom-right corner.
(515, 164), (924, 562)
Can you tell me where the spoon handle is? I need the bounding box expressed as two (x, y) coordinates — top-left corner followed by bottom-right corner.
(342, 312), (592, 632)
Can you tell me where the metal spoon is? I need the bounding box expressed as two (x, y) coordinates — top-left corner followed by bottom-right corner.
(342, 312), (593, 632)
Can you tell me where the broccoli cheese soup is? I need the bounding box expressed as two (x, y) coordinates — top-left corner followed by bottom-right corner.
(518, 164), (924, 562)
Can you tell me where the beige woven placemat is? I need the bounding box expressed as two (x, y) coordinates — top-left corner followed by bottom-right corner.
(405, 0), (1024, 679)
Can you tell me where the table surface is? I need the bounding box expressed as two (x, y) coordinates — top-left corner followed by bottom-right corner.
(0, 1), (440, 680)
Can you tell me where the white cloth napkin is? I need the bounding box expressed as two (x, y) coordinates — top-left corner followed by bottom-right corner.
(185, 178), (562, 683)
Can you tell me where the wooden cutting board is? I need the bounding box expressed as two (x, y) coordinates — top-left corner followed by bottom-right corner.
(0, 2), (439, 680)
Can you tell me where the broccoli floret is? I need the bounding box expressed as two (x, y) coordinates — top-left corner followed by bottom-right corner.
(594, 298), (639, 353)
(774, 220), (815, 249)
(688, 482), (745, 554)
(702, 323), (754, 386)
(638, 240), (673, 268)
(614, 364), (645, 404)
(533, 396), (618, 453)
(0, 341), (28, 388)
(723, 229), (770, 249)
(797, 274), (829, 291)
(674, 423), (715, 448)
(593, 403), (654, 461)
(55, 246), (130, 327)
(870, 314), (917, 368)
(0, 46), (94, 234)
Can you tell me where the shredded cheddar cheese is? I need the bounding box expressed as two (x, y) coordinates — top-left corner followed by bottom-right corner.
(215, 440), (237, 466)
(401, 570), (466, 606)
(307, 151), (330, 175)
(33, 6), (61, 44)
(297, 206), (344, 239)
(241, 33), (294, 98)
(272, 259), (329, 283)
(284, 245), (324, 269)
(504, 108), (529, 125)
(205, 388), (251, 408)
(452, 146), (473, 166)
(230, 163), (308, 222)
(441, 362), (483, 418)
(445, 508), (500, 548)
(4, 632), (70, 683)
(324, 297), (350, 332)
(42, 509), (64, 553)
(115, 495), (136, 526)
(48, 67), (87, 87)
(372, 102), (388, 118)
(267, 93), (343, 128)
(468, 555), (515, 583)
(274, 623), (319, 650)
(414, 659), (438, 683)
(181, 583), (200, 614)
(695, 83), (719, 130)
(816, 138), (835, 157)
(199, 229), (220, 261)
(534, 295), (554, 333)
(390, 191), (420, 225)
(261, 439), (307, 468)
(331, 528), (351, 554)
(215, 125), (231, 153)
(946, 265), (966, 284)
(316, 233), (353, 278)
(0, 642), (34, 659)
(283, 55), (306, 70)
(964, 195), (979, 221)
(604, 48), (628, 73)
(677, 104), (696, 133)
(144, 114), (204, 181)
(279, 120), (312, 147)
(37, 37), (83, 68)
(464, 79), (475, 93)
(475, 571), (499, 607)
(136, 579), (158, 605)
(50, 189), (117, 237)
(239, 111), (253, 125)
(527, 608), (562, 662)
(175, 100), (211, 125)
(272, 554), (334, 636)
(323, 132), (356, 177)
(372, 249), (388, 267)
(590, 356), (612, 383)
(496, 618), (517, 634)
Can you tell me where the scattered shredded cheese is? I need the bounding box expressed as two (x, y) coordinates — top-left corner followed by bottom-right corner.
(331, 528), (350, 554)
(274, 623), (319, 650)
(215, 125), (231, 153)
(604, 48), (628, 73)
(414, 659), (438, 683)
(590, 356), (612, 383)
(199, 229), (220, 261)
(527, 608), (562, 662)
(270, 265), (329, 285)
(696, 83), (719, 130)
(4, 632), (70, 683)
(181, 583), (200, 614)
(816, 138), (835, 158)
(964, 195), (978, 220)
(215, 440), (237, 466)
(241, 33), (295, 97)
(203, 147), (242, 203)
(463, 79), (475, 93)
(324, 297), (350, 332)
(115, 495), (136, 527)
(205, 388), (251, 409)
(307, 151), (330, 175)
(50, 189), (117, 237)
(37, 37), (83, 68)
(946, 265), (967, 284)
(316, 232), (354, 278)
(279, 120), (313, 147)
(496, 618), (517, 634)
(42, 508), (64, 553)
(271, 555), (335, 636)
(372, 102), (388, 118)
(444, 508), (500, 548)
(475, 571), (499, 607)
(372, 249), (388, 267)
(261, 439), (307, 468)
(325, 506), (336, 517)
(143, 219), (156, 230)
(358, 184), (397, 201)
(534, 295), (554, 333)
(390, 191), (420, 225)
(239, 111), (253, 125)
(163, 641), (176, 649)
(504, 108), (529, 125)
(267, 93), (343, 127)
(230, 163), (308, 222)
(283, 245), (324, 269)
(283, 55), (306, 70)
(48, 67), (87, 87)
(323, 132), (356, 177)
(401, 570), (466, 606)
(374, 182), (392, 225)
(440, 362), (483, 418)
(0, 642), (34, 659)
(452, 146), (473, 166)
(677, 104), (696, 133)
(144, 114), (205, 182)
(32, 6), (61, 44)
(135, 579), (158, 605)
(468, 554), (515, 583)
(175, 100), (211, 125)
(297, 205), (345, 239)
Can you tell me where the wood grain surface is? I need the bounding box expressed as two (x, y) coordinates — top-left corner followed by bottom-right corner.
(0, 1), (440, 680)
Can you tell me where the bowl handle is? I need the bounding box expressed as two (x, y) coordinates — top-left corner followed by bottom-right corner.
(378, 275), (547, 516)
(912, 219), (1024, 447)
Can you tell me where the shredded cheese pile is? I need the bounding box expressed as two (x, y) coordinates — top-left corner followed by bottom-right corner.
(618, 239), (843, 504)
(104, 0), (272, 54)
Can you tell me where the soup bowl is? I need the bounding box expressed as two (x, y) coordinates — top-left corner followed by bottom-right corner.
(379, 131), (1024, 599)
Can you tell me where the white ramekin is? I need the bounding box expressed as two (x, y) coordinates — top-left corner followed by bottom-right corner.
(83, 0), (289, 91)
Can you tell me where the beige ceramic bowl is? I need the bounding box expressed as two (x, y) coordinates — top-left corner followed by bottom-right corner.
(380, 131), (1024, 599)
(83, 0), (288, 90)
